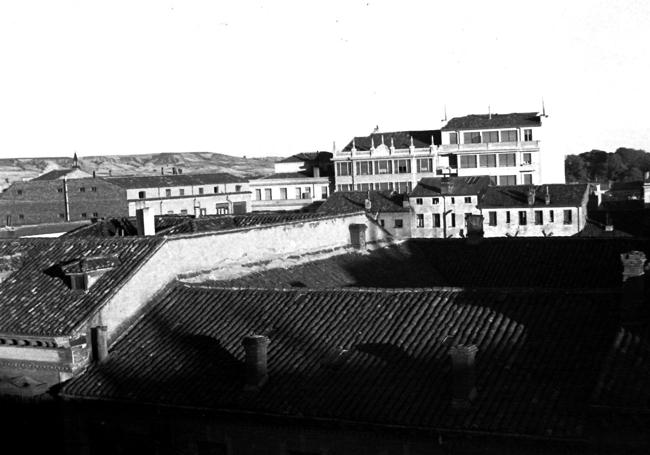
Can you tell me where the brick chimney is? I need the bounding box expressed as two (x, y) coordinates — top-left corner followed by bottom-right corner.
(242, 335), (269, 391)
(527, 187), (536, 206)
(135, 206), (155, 236)
(448, 344), (478, 410)
(349, 224), (367, 249)
(90, 326), (108, 363)
(620, 251), (648, 325)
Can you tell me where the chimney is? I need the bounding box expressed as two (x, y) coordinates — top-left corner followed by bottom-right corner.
(448, 344), (478, 410)
(194, 205), (202, 219)
(172, 167), (177, 175)
(161, 167), (164, 175)
(620, 251), (648, 326)
(349, 223), (367, 250)
(313, 166), (320, 178)
(90, 326), (108, 363)
(527, 187), (536, 206)
(544, 186), (550, 205)
(108, 169), (112, 177)
(242, 335), (269, 391)
(92, 170), (96, 178)
(605, 212), (614, 232)
(135, 206), (155, 236)
(178, 168), (182, 174)
(465, 214), (484, 245)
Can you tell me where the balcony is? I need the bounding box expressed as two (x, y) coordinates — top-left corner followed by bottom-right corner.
(442, 140), (539, 153)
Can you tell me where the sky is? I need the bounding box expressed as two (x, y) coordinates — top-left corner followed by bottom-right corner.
(1, 0), (649, 182)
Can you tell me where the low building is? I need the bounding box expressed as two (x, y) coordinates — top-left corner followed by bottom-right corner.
(318, 190), (411, 239)
(480, 184), (589, 237)
(409, 176), (491, 238)
(106, 173), (250, 216)
(249, 152), (333, 212)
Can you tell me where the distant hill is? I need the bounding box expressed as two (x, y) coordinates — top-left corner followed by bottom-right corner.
(0, 152), (281, 190)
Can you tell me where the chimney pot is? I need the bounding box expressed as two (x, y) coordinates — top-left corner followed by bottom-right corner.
(313, 166), (320, 178)
(349, 223), (367, 250)
(242, 335), (270, 391)
(448, 344), (478, 410)
(527, 187), (536, 206)
(90, 326), (108, 363)
(135, 207), (155, 236)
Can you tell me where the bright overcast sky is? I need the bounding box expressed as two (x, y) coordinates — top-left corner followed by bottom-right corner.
(1, 0), (649, 177)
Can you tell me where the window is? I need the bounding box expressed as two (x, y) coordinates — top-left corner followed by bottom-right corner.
(79, 187), (85, 192)
(255, 189), (262, 200)
(356, 161), (373, 175)
(165, 189), (172, 197)
(179, 189), (185, 196)
(375, 160), (392, 174)
(499, 175), (517, 185)
(394, 219), (403, 228)
(358, 183), (371, 191)
(417, 158), (433, 173)
(378, 182), (393, 190)
(337, 162), (352, 176)
(506, 211), (511, 224)
(500, 130), (518, 142)
(167, 211), (174, 215)
(91, 187), (97, 192)
(518, 211), (527, 225)
(449, 132), (458, 144)
(395, 159), (411, 173)
(416, 198), (423, 205)
(488, 211), (497, 226)
(235, 185), (242, 192)
(489, 175), (497, 185)
(57, 188), (63, 193)
(522, 152), (532, 165)
(450, 213), (456, 227)
(416, 214), (424, 227)
(321, 186), (328, 199)
(264, 188), (272, 200)
(302, 187), (311, 199)
(379, 219), (385, 227)
(464, 196), (472, 204)
(433, 213), (441, 227)
(483, 131), (499, 143)
(180, 209), (188, 215)
(213, 186), (220, 194)
(479, 154), (496, 167)
(81, 213), (87, 218)
(563, 209), (572, 224)
(522, 173), (533, 185)
(92, 212), (98, 218)
(338, 184), (352, 191)
(138, 191), (146, 199)
(280, 188), (288, 199)
(498, 153), (516, 167)
(450, 197), (455, 204)
(535, 210), (543, 225)
(198, 187), (204, 195)
(524, 129), (533, 141)
(395, 181), (411, 193)
(550, 210), (555, 223)
(460, 155), (477, 168)
(215, 204), (229, 215)
(432, 198), (440, 205)
(295, 187), (302, 199)
(16, 190), (23, 195)
(463, 132), (481, 144)
(18, 214), (24, 220)
(58, 213), (65, 219)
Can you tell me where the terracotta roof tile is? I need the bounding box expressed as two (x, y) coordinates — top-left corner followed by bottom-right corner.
(480, 184), (589, 208)
(105, 173), (246, 189)
(342, 130), (441, 152)
(442, 113), (541, 131)
(411, 176), (492, 197)
(317, 191), (409, 214)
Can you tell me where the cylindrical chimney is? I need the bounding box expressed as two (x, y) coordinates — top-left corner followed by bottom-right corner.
(90, 326), (108, 363)
(242, 335), (269, 391)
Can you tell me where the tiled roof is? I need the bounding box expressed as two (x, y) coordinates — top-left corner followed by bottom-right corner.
(480, 184), (589, 208)
(216, 238), (650, 290)
(65, 213), (329, 238)
(442, 112), (541, 131)
(105, 173), (246, 189)
(0, 237), (163, 336)
(62, 284), (623, 440)
(277, 152), (331, 163)
(31, 169), (80, 181)
(342, 130), (441, 152)
(589, 208), (650, 238)
(317, 191), (409, 214)
(411, 176), (492, 197)
(259, 171), (328, 180)
(573, 220), (634, 238)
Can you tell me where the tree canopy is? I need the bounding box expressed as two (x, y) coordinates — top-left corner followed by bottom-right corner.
(565, 147), (650, 183)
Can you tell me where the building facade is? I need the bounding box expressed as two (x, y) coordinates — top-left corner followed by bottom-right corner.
(249, 152), (333, 212)
(409, 176), (491, 238)
(480, 184), (589, 237)
(107, 173), (251, 216)
(440, 112), (544, 186)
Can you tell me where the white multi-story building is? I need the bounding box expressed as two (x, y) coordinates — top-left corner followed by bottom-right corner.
(333, 111), (548, 193)
(440, 112), (545, 186)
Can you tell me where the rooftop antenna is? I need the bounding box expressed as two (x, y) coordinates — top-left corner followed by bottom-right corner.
(542, 98), (547, 117)
(488, 105), (492, 120)
(442, 104), (448, 122)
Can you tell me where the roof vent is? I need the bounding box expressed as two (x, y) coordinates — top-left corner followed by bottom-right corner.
(60, 254), (121, 291)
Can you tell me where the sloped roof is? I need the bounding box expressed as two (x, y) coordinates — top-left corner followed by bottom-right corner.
(317, 191), (409, 214)
(573, 220), (634, 238)
(277, 152), (332, 163)
(411, 176), (492, 197)
(342, 130), (441, 152)
(480, 184), (589, 208)
(259, 171), (330, 180)
(442, 112), (541, 131)
(216, 238), (650, 290)
(105, 173), (246, 189)
(31, 168), (91, 181)
(0, 237), (163, 336)
(62, 283), (624, 440)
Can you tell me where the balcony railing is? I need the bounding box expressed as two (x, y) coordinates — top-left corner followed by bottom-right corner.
(441, 140), (539, 152)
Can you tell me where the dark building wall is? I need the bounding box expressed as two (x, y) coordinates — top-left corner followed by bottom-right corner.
(0, 178), (128, 226)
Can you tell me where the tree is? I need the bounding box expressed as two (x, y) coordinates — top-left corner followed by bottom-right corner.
(565, 155), (587, 182)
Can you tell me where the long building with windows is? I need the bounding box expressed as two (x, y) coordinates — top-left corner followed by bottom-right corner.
(332, 111), (547, 193)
